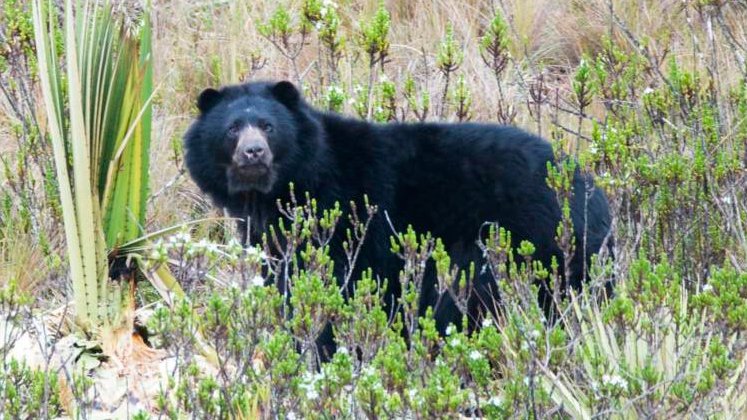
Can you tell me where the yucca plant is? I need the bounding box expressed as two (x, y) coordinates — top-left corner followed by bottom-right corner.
(31, 0), (182, 357)
(541, 261), (747, 418)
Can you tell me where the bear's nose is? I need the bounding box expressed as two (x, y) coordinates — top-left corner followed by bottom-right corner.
(243, 145), (265, 161)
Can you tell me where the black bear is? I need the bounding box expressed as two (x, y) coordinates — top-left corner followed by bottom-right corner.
(184, 80), (612, 351)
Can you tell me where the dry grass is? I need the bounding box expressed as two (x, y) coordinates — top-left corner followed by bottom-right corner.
(139, 0), (683, 221)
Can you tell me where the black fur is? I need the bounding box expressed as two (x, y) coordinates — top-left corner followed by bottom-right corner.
(184, 80), (613, 347)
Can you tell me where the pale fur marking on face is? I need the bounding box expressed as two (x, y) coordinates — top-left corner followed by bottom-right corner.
(242, 126), (262, 136)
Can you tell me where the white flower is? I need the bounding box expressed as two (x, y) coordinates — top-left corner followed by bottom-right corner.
(529, 329), (541, 340)
(445, 325), (455, 336)
(701, 283), (713, 293)
(300, 372), (322, 400)
(468, 350), (483, 361)
(320, 0), (337, 17)
(225, 240), (242, 260)
(251, 275), (265, 287)
(601, 373), (628, 390)
(327, 85), (343, 95)
(169, 231), (191, 246)
(362, 365), (376, 377)
(199, 239), (221, 256)
(150, 240), (169, 261)
(642, 87), (655, 96)
(449, 336), (461, 347)
(481, 318), (493, 328)
(244, 246), (267, 262)
(338, 346), (349, 356)
(487, 395), (502, 406)
(305, 388), (319, 400)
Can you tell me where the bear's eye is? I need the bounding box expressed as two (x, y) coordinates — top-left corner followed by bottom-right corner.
(227, 123), (241, 136)
(260, 122), (273, 133)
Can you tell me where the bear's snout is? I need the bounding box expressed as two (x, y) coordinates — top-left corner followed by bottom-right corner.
(240, 143), (266, 164)
(232, 127), (273, 168)
(223, 125), (277, 194)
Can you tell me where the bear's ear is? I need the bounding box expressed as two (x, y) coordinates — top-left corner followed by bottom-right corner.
(271, 81), (301, 108)
(197, 88), (223, 113)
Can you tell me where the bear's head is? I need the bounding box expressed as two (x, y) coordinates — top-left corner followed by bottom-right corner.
(184, 81), (323, 206)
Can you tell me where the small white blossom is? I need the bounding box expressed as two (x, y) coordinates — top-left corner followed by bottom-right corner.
(449, 336), (462, 347)
(169, 231), (191, 246)
(190, 239), (220, 257)
(320, 0), (337, 17)
(701, 283), (713, 293)
(602, 373), (628, 390)
(251, 275), (265, 287)
(225, 238), (243, 260)
(244, 246), (267, 262)
(338, 346), (349, 356)
(361, 365), (376, 377)
(529, 329), (541, 340)
(445, 325), (455, 336)
(481, 318), (493, 328)
(300, 372), (322, 400)
(468, 350), (483, 361)
(305, 388), (319, 400)
(487, 395), (502, 406)
(642, 87), (655, 96)
(327, 85), (343, 95)
(150, 240), (169, 261)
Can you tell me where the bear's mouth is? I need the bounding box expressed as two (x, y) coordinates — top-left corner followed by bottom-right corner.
(236, 163), (269, 177)
(227, 163), (276, 194)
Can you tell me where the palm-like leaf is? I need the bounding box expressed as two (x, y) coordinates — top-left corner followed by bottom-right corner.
(33, 0), (152, 330)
